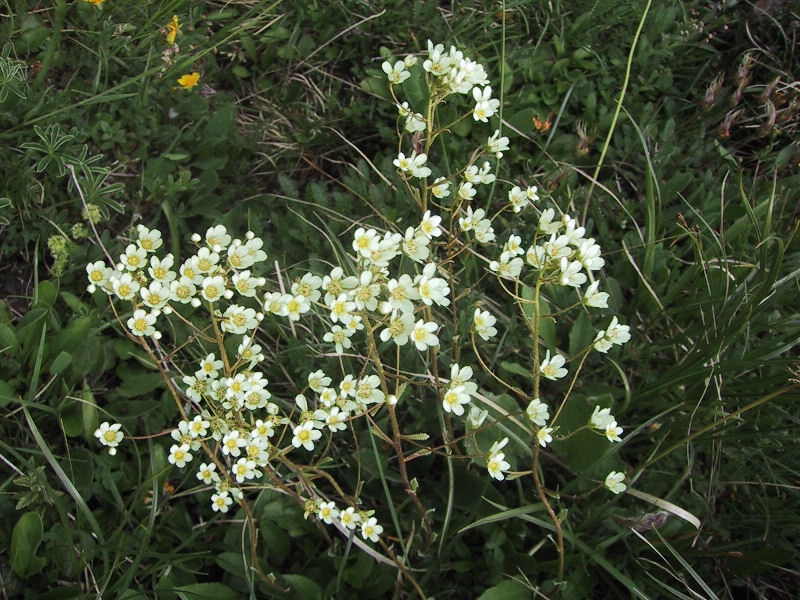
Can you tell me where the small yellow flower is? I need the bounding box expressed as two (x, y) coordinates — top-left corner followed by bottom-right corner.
(177, 72), (199, 89)
(82, 0), (104, 4)
(165, 14), (179, 44)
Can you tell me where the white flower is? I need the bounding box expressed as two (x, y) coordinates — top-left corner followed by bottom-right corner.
(221, 304), (260, 334)
(361, 517), (383, 543)
(526, 398), (550, 427)
(416, 263), (450, 306)
(384, 274), (418, 314)
(489, 251), (524, 279)
(168, 443), (192, 468)
(486, 129), (510, 158)
(402, 227), (430, 262)
(404, 111), (426, 132)
(394, 151), (431, 178)
(197, 353), (223, 379)
(352, 227), (380, 258)
(292, 273), (322, 303)
(263, 291), (284, 315)
(352, 271), (380, 311)
(507, 185), (528, 213)
(232, 270), (264, 297)
(473, 220), (496, 244)
(442, 385), (470, 416)
(148, 254), (176, 283)
(503, 234), (524, 256)
(292, 421), (322, 451)
(86, 261), (112, 294)
(221, 430), (247, 457)
(382, 59), (410, 84)
(169, 276), (197, 304)
(232, 457), (257, 483)
(127, 309), (158, 338)
(94, 422), (123, 455)
(538, 208), (560, 235)
(473, 308), (498, 341)
(604, 420), (623, 443)
(119, 244), (146, 271)
(308, 370), (332, 393)
(243, 234), (268, 264)
(536, 427), (554, 447)
(583, 281), (609, 308)
(140, 281), (170, 311)
(211, 491), (233, 513)
(486, 445), (511, 481)
(196, 462), (219, 485)
(192, 247), (220, 273)
(317, 501), (339, 524)
(204, 225), (231, 251)
(467, 406), (488, 429)
(282, 293), (311, 321)
(201, 275), (226, 303)
(558, 257), (587, 288)
(340, 506), (361, 530)
(411, 319), (439, 351)
(604, 471), (627, 495)
(593, 316), (630, 353)
(472, 86), (500, 122)
(136, 225), (162, 253)
(589, 406), (615, 430)
(578, 239), (604, 271)
(540, 350), (567, 380)
(355, 374), (384, 405)
(189, 415), (210, 437)
(111, 272), (139, 300)
(430, 177), (451, 199)
(339, 375), (357, 398)
(380, 311), (416, 346)
(323, 325), (354, 354)
(457, 181), (477, 201)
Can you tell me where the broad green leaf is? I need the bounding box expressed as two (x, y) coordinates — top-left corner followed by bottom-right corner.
(477, 579), (531, 600)
(50, 350), (72, 375)
(284, 574), (322, 600)
(10, 511), (46, 577)
(174, 582), (240, 600)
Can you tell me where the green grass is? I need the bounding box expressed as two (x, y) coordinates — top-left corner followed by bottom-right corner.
(1, 0), (799, 598)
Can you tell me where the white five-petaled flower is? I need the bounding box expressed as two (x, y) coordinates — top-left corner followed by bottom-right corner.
(340, 506), (361, 530)
(473, 308), (498, 341)
(382, 59), (410, 84)
(127, 309), (159, 338)
(583, 280), (609, 308)
(442, 385), (470, 416)
(539, 350), (568, 380)
(136, 225), (163, 253)
(411, 319), (439, 351)
(292, 421), (322, 451)
(317, 501), (339, 524)
(536, 426), (554, 447)
(526, 398), (550, 427)
(361, 516), (383, 542)
(196, 462), (219, 485)
(605, 471), (627, 495)
(472, 86), (499, 122)
(211, 491), (233, 513)
(168, 443), (192, 468)
(94, 422), (123, 455)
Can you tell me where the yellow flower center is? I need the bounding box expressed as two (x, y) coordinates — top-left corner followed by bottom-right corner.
(103, 430), (117, 442)
(153, 267), (166, 279)
(140, 238), (152, 250)
(233, 314), (246, 326)
(287, 300), (299, 313)
(298, 429), (310, 441)
(148, 292), (160, 305)
(133, 318), (147, 332)
(127, 255), (140, 267)
(229, 255), (241, 267)
(118, 284), (130, 296)
(174, 450), (185, 460)
(205, 285), (218, 298)
(197, 258), (211, 271)
(91, 270), (103, 282)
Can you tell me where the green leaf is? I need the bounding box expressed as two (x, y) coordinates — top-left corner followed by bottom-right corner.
(50, 350), (72, 375)
(568, 311), (593, 357)
(174, 583), (241, 600)
(10, 511), (47, 577)
(0, 322), (18, 354)
(477, 579), (531, 600)
(500, 361), (531, 379)
(284, 574), (322, 600)
(116, 372), (165, 398)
